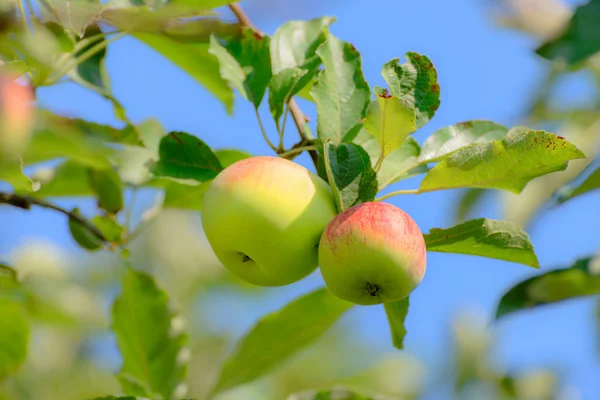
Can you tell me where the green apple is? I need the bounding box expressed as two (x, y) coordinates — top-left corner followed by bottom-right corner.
(201, 156), (337, 286)
(319, 202), (426, 305)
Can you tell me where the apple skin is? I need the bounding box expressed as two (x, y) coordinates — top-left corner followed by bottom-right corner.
(318, 202), (426, 305)
(0, 74), (34, 157)
(201, 156), (337, 286)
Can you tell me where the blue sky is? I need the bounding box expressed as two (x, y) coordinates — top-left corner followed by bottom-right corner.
(1, 0), (600, 398)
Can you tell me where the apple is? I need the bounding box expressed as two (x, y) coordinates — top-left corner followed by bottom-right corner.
(318, 202), (426, 305)
(0, 73), (34, 158)
(201, 156), (337, 286)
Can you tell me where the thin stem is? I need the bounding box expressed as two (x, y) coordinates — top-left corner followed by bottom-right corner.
(124, 187), (138, 234)
(255, 108), (277, 151)
(228, 3), (260, 32)
(375, 189), (420, 202)
(278, 145), (317, 158)
(278, 103), (291, 151)
(17, 0), (28, 33)
(0, 193), (108, 243)
(24, 0), (35, 17)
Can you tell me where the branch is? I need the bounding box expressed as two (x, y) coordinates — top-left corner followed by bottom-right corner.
(228, 3), (319, 168)
(0, 193), (108, 243)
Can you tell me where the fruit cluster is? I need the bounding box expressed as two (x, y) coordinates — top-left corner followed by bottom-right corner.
(201, 156), (427, 306)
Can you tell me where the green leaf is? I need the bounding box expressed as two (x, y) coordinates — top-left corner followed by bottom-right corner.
(0, 298), (30, 379)
(270, 16), (335, 74)
(0, 264), (18, 290)
(209, 28), (271, 108)
(112, 268), (188, 399)
(384, 297), (409, 350)
(420, 129), (586, 194)
(33, 160), (92, 198)
(88, 167), (124, 214)
(268, 66), (318, 129)
(536, 0), (600, 65)
(419, 121), (508, 163)
(311, 31), (370, 143)
(382, 52), (440, 129)
(454, 188), (488, 223)
(68, 209), (103, 251)
(323, 141), (378, 212)
(163, 181), (211, 211)
(44, 0), (103, 37)
(92, 215), (124, 243)
(0, 159), (37, 193)
(71, 24), (109, 89)
(556, 164), (600, 204)
(211, 287), (353, 394)
(214, 149), (251, 168)
(88, 396), (140, 400)
(149, 131), (223, 182)
(424, 218), (539, 268)
(363, 89), (417, 159)
(496, 256), (600, 319)
(134, 33), (233, 112)
(288, 388), (388, 400)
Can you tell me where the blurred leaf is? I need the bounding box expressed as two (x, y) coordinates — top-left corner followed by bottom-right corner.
(0, 297), (30, 379)
(384, 297), (409, 350)
(454, 188), (488, 223)
(171, 0), (236, 8)
(323, 141), (378, 212)
(209, 28), (271, 108)
(70, 24), (109, 89)
(117, 119), (165, 186)
(163, 181), (211, 210)
(69, 209), (103, 251)
(311, 31), (370, 143)
(89, 396), (140, 400)
(556, 163), (600, 203)
(536, 0), (600, 65)
(0, 264), (17, 290)
(424, 218), (539, 268)
(363, 88), (417, 159)
(149, 131), (223, 182)
(496, 256), (600, 319)
(33, 160), (92, 198)
(112, 268), (188, 398)
(214, 149), (251, 168)
(382, 52), (440, 128)
(92, 215), (124, 243)
(419, 121), (508, 163)
(88, 167), (124, 214)
(0, 159), (36, 192)
(134, 33), (233, 112)
(288, 388), (392, 400)
(420, 129), (585, 193)
(211, 287), (353, 395)
(44, 0), (103, 37)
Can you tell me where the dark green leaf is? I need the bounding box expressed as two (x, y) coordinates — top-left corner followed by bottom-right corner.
(214, 149), (251, 168)
(496, 256), (600, 319)
(420, 129), (585, 193)
(72, 24), (109, 89)
(149, 131), (223, 182)
(209, 28), (272, 108)
(556, 164), (600, 204)
(134, 33), (233, 112)
(33, 160), (92, 198)
(68, 209), (103, 251)
(363, 89), (417, 159)
(536, 0), (600, 65)
(112, 268), (188, 398)
(382, 52), (440, 128)
(88, 167), (124, 214)
(424, 218), (539, 268)
(311, 31), (370, 143)
(384, 297), (409, 350)
(92, 215), (124, 243)
(163, 181), (211, 211)
(454, 188), (488, 223)
(211, 288), (353, 394)
(419, 120), (508, 163)
(323, 141), (378, 212)
(0, 298), (30, 379)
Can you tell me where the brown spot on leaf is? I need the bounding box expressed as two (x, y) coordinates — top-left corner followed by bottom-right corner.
(459, 121), (473, 129)
(378, 88), (392, 99)
(169, 132), (183, 145)
(253, 31), (263, 40)
(430, 83), (440, 93)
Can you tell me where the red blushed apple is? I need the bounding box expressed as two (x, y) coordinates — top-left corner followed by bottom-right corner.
(318, 202), (426, 305)
(0, 73), (35, 157)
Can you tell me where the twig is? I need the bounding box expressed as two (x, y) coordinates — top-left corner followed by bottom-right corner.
(227, 3), (319, 168)
(375, 189), (420, 202)
(0, 193), (108, 243)
(278, 145), (317, 159)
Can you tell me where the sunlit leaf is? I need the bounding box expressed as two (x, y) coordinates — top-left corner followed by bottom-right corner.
(92, 215), (124, 243)
(424, 218), (539, 268)
(496, 256), (600, 319)
(268, 67), (318, 129)
(384, 297), (409, 350)
(32, 160), (92, 198)
(215, 149), (251, 168)
(44, 0), (103, 37)
(88, 167), (124, 214)
(0, 159), (37, 192)
(69, 208), (103, 251)
(0, 298), (29, 379)
(163, 181), (211, 211)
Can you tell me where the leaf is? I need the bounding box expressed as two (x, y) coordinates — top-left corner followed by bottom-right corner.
(0, 159), (37, 193)
(454, 188), (488, 223)
(384, 297), (409, 350)
(288, 388), (390, 400)
(69, 209), (103, 251)
(270, 16), (335, 74)
(92, 215), (124, 243)
(172, 0), (236, 8)
(0, 298), (30, 379)
(556, 164), (600, 204)
(209, 28), (272, 108)
(0, 264), (18, 290)
(420, 129), (586, 194)
(214, 149), (251, 168)
(163, 181), (211, 211)
(323, 141), (378, 212)
(496, 256), (600, 319)
(112, 268), (188, 399)
(33, 160), (92, 198)
(268, 66), (318, 128)
(419, 121), (508, 163)
(71, 24), (109, 89)
(311, 31), (370, 143)
(382, 52), (440, 128)
(134, 33), (233, 112)
(211, 287), (353, 394)
(88, 167), (124, 214)
(536, 0), (600, 65)
(45, 0), (103, 37)
(88, 396), (140, 400)
(149, 131), (223, 182)
(424, 218), (539, 268)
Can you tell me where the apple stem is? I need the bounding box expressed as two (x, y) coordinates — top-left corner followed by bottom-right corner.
(375, 189), (420, 201)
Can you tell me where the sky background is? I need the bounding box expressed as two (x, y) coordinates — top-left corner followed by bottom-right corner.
(1, 0), (600, 398)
